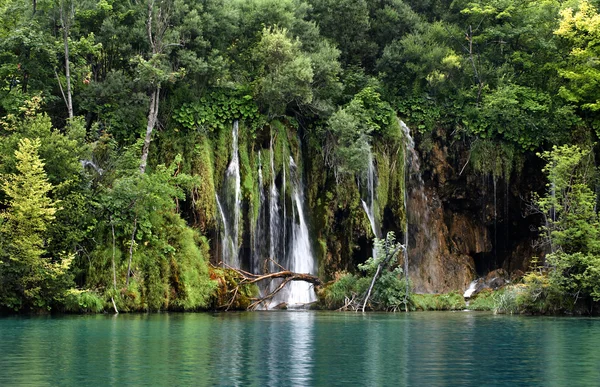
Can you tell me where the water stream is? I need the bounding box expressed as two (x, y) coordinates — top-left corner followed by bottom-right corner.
(360, 148), (380, 240)
(286, 156), (317, 306)
(218, 121), (242, 268)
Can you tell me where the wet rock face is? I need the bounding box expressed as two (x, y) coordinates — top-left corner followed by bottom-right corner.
(464, 269), (511, 298)
(406, 185), (485, 293)
(406, 128), (544, 293)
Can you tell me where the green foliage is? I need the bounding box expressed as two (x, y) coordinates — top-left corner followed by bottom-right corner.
(325, 87), (397, 177)
(63, 289), (105, 313)
(252, 26), (314, 117)
(555, 1), (600, 115)
(173, 91), (263, 134)
(411, 292), (466, 311)
(318, 232), (410, 311)
(317, 273), (369, 309)
(492, 287), (520, 314)
(490, 274), (569, 315)
(536, 145), (598, 254)
(471, 139), (520, 180)
(0, 137), (73, 311)
(466, 289), (495, 311)
(2, 0), (600, 314)
(523, 144), (600, 310)
(210, 267), (259, 310)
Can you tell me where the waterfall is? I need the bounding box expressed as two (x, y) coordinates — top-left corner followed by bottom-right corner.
(215, 194), (233, 266)
(463, 280), (478, 298)
(269, 135), (281, 267)
(282, 147), (287, 260)
(219, 121), (241, 268)
(401, 120), (429, 293)
(253, 152), (266, 273)
(286, 156), (317, 306)
(360, 149), (380, 239)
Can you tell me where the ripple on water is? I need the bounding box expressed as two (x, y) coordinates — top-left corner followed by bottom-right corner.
(1, 312), (599, 386)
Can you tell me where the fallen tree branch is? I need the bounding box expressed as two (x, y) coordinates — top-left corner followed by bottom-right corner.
(222, 265), (321, 310)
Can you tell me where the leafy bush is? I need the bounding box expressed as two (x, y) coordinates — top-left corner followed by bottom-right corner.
(317, 273), (369, 309)
(63, 289), (104, 313)
(493, 287), (521, 314)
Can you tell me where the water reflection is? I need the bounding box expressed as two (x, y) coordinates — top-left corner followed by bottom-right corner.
(1, 312), (600, 386)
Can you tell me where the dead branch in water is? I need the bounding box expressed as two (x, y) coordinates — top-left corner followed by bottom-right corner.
(221, 263), (321, 310)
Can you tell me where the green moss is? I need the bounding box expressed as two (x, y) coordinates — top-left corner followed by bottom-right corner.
(271, 120), (290, 179)
(470, 139), (523, 181)
(373, 142), (406, 230)
(191, 136), (217, 231)
(238, 122), (258, 226)
(411, 292), (467, 311)
(467, 289), (495, 311)
(375, 151), (390, 218)
(316, 273), (370, 309)
(213, 122), (231, 191)
(209, 267), (259, 310)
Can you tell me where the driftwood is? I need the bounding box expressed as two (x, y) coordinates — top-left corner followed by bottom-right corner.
(222, 263), (321, 311)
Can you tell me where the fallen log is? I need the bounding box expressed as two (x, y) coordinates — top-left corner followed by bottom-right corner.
(222, 264), (321, 310)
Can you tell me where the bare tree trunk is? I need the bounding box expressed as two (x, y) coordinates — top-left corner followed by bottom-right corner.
(139, 85), (160, 173)
(362, 264), (383, 312)
(59, 0), (73, 119)
(361, 240), (403, 312)
(111, 217), (117, 290)
(126, 218), (137, 286)
(467, 25), (484, 105)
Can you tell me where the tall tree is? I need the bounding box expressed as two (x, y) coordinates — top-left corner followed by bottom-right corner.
(0, 138), (64, 309)
(58, 0), (74, 119)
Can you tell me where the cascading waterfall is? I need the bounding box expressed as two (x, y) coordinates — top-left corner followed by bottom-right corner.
(401, 119), (430, 293)
(282, 148), (287, 260)
(269, 135), (281, 267)
(252, 152), (266, 273)
(218, 120), (241, 268)
(215, 194), (232, 265)
(219, 125), (316, 308)
(463, 280), (478, 298)
(360, 148), (380, 239)
(285, 156), (317, 306)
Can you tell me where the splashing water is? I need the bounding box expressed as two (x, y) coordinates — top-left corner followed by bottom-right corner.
(286, 156), (317, 306)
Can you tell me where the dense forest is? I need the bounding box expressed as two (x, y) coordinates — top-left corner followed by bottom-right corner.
(1, 0), (600, 314)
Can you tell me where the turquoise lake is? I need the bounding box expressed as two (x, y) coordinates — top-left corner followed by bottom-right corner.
(1, 311), (599, 386)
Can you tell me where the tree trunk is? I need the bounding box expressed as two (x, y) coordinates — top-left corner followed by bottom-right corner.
(126, 218), (137, 286)
(60, 0), (73, 119)
(139, 85), (160, 173)
(111, 218), (117, 290)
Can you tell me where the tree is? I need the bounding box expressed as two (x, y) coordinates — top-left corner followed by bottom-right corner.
(555, 0), (600, 131)
(0, 137), (71, 310)
(252, 26), (314, 118)
(57, 0), (75, 119)
(1, 138), (58, 263)
(534, 144), (600, 302)
(137, 0), (185, 173)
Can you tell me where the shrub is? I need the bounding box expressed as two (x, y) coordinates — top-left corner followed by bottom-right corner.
(63, 289), (104, 313)
(467, 289), (495, 311)
(411, 292), (466, 311)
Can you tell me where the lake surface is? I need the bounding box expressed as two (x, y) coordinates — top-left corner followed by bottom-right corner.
(1, 311), (599, 386)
